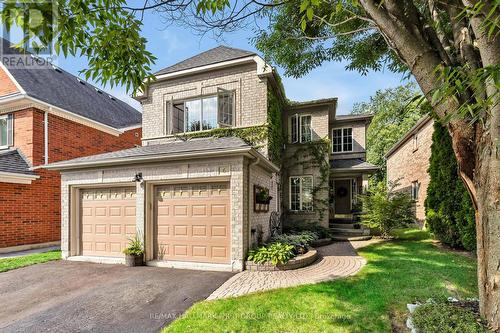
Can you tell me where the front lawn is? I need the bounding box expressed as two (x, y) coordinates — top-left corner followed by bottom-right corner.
(0, 250), (61, 273)
(165, 230), (478, 333)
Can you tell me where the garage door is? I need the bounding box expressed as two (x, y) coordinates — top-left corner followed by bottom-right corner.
(154, 182), (230, 264)
(80, 187), (136, 257)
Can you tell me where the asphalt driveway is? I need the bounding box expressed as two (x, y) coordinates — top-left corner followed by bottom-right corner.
(0, 260), (233, 333)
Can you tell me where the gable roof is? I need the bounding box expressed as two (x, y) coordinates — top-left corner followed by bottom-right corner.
(385, 115), (433, 158)
(1, 38), (141, 129)
(155, 46), (255, 76)
(331, 158), (379, 172)
(0, 149), (36, 176)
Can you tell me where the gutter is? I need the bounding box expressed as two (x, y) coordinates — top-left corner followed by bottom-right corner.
(0, 171), (39, 184)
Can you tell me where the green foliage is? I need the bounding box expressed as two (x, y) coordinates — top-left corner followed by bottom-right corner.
(425, 121), (476, 250)
(253, 0), (406, 78)
(0, 250), (61, 273)
(267, 86), (285, 166)
(283, 220), (331, 239)
(123, 234), (144, 256)
(247, 243), (295, 265)
(271, 231), (318, 253)
(412, 301), (491, 333)
(283, 139), (330, 222)
(0, 0), (156, 93)
(181, 125), (268, 148)
(359, 182), (416, 238)
(351, 83), (427, 183)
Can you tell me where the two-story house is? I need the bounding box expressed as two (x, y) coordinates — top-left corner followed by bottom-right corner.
(0, 38), (142, 252)
(47, 46), (377, 271)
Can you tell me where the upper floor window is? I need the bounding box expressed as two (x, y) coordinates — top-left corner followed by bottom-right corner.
(289, 176), (313, 211)
(412, 134), (418, 152)
(332, 128), (353, 153)
(166, 89), (234, 134)
(411, 181), (420, 200)
(0, 114), (13, 149)
(290, 114), (312, 143)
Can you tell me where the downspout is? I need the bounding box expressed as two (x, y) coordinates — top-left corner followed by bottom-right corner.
(44, 111), (49, 165)
(248, 156), (260, 250)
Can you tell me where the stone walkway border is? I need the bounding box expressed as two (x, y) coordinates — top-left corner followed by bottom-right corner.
(208, 240), (376, 300)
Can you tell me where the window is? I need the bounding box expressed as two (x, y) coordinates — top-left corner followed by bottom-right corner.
(290, 114), (312, 143)
(289, 176), (313, 211)
(0, 114), (13, 149)
(166, 90), (234, 134)
(412, 134), (418, 151)
(411, 181), (420, 200)
(332, 127), (353, 152)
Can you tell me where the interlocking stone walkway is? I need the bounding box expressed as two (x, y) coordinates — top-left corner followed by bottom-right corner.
(208, 240), (372, 300)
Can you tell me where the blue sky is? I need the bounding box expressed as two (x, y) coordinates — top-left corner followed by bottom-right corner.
(53, 10), (410, 115)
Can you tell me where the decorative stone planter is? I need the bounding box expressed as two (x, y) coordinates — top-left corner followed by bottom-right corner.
(245, 248), (318, 271)
(125, 254), (144, 267)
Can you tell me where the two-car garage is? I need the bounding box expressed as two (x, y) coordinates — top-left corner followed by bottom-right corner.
(77, 182), (231, 265)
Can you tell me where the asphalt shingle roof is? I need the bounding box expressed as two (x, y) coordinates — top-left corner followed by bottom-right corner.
(1, 38), (142, 129)
(46, 137), (251, 168)
(155, 46), (255, 75)
(331, 158), (379, 170)
(0, 149), (36, 175)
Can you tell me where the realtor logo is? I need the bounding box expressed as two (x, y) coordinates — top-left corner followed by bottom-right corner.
(0, 0), (58, 68)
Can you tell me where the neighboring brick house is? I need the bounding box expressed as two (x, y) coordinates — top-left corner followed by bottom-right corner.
(0, 38), (142, 252)
(47, 46), (377, 271)
(386, 115), (434, 223)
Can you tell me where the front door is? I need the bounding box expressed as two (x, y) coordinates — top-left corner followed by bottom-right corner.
(334, 179), (351, 215)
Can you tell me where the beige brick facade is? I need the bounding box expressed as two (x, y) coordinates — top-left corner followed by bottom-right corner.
(386, 117), (434, 222)
(141, 63), (268, 144)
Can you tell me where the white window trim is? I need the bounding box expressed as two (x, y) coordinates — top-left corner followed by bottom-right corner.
(331, 127), (353, 153)
(290, 114), (312, 144)
(168, 92), (235, 134)
(289, 175), (314, 212)
(0, 114), (9, 150)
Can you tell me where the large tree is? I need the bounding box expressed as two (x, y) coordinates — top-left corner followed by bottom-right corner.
(1, 0), (498, 328)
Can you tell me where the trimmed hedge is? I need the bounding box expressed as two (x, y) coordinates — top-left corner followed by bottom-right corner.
(424, 121), (476, 250)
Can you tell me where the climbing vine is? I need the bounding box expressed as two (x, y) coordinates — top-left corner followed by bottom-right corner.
(283, 138), (331, 222)
(267, 86), (285, 166)
(177, 125), (268, 148)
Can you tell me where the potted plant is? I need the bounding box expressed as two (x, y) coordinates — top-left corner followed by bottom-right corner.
(123, 234), (144, 267)
(256, 187), (273, 204)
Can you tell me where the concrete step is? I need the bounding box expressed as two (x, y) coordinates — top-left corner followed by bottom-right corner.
(330, 228), (369, 235)
(330, 218), (354, 224)
(330, 223), (359, 229)
(331, 235), (373, 241)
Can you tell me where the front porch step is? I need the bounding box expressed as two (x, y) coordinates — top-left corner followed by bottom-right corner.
(330, 228), (370, 236)
(331, 235), (373, 241)
(330, 223), (359, 229)
(330, 218), (355, 224)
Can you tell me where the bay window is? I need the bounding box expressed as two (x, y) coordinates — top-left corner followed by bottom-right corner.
(0, 114), (13, 149)
(332, 127), (353, 152)
(290, 114), (312, 143)
(289, 176), (313, 211)
(166, 89), (234, 134)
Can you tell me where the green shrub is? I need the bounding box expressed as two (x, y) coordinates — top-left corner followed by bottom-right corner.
(123, 234), (144, 256)
(425, 121), (476, 250)
(358, 181), (415, 238)
(412, 302), (491, 333)
(247, 243), (295, 265)
(271, 231), (318, 253)
(283, 220), (331, 239)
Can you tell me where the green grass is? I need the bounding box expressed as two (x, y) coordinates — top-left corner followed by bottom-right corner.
(0, 250), (61, 273)
(165, 230), (477, 333)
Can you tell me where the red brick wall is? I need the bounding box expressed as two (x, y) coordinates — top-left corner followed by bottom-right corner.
(0, 67), (19, 96)
(0, 108), (142, 248)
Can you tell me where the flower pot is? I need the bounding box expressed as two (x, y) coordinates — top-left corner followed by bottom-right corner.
(125, 254), (143, 267)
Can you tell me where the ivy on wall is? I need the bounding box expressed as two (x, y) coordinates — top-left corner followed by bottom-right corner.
(267, 86), (285, 166)
(180, 125), (268, 148)
(283, 138), (331, 222)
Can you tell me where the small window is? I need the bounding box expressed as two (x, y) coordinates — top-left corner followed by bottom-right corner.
(0, 114), (13, 149)
(332, 127), (353, 152)
(290, 114), (312, 143)
(411, 181), (420, 200)
(218, 88), (234, 127)
(289, 176), (314, 211)
(413, 134), (418, 151)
